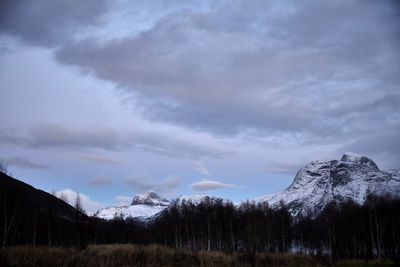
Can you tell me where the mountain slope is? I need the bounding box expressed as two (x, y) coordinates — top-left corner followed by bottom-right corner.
(95, 190), (170, 220)
(94, 152), (399, 220)
(176, 192), (231, 205)
(95, 192), (232, 221)
(0, 171), (83, 220)
(131, 190), (169, 206)
(253, 152), (400, 215)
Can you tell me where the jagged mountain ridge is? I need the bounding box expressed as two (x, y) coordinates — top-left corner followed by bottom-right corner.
(94, 153), (400, 220)
(131, 190), (170, 206)
(94, 192), (227, 221)
(253, 152), (400, 215)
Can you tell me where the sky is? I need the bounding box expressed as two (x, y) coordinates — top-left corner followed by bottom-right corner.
(0, 0), (399, 212)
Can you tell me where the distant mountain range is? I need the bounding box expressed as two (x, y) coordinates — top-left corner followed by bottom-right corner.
(94, 191), (231, 221)
(1, 152), (398, 223)
(93, 152), (400, 221)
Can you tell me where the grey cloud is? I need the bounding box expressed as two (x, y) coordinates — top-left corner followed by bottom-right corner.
(2, 156), (48, 169)
(74, 154), (127, 165)
(193, 161), (210, 175)
(88, 176), (114, 186)
(0, 0), (108, 47)
(190, 180), (240, 192)
(55, 1), (400, 143)
(324, 94), (400, 119)
(27, 124), (118, 150)
(123, 174), (181, 197)
(0, 128), (26, 145)
(342, 130), (400, 155)
(265, 162), (305, 176)
(0, 123), (229, 159)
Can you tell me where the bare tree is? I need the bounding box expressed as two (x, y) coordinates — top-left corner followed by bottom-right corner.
(74, 193), (85, 214)
(2, 193), (17, 249)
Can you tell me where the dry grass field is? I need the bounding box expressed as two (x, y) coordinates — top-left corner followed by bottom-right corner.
(0, 244), (397, 267)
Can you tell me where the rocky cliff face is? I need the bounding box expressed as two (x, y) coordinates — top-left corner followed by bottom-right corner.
(130, 190), (170, 206)
(253, 152), (400, 215)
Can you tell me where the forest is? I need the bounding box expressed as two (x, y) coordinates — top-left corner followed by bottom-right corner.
(151, 194), (400, 261)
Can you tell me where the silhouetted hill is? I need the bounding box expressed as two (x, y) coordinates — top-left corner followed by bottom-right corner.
(0, 171), (84, 220)
(0, 171), (149, 248)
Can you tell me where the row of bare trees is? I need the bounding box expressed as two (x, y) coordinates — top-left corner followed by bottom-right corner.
(151, 195), (400, 260)
(294, 194), (400, 260)
(151, 198), (292, 253)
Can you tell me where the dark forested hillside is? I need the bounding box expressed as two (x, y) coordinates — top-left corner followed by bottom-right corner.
(0, 172), (149, 248)
(0, 172), (80, 219)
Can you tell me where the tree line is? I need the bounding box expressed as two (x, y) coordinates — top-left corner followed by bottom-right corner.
(151, 198), (291, 253)
(151, 194), (400, 261)
(294, 194), (400, 260)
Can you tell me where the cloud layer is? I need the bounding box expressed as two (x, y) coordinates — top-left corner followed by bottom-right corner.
(0, 0), (108, 47)
(190, 180), (240, 192)
(54, 1), (400, 141)
(0, 123), (230, 159)
(75, 154), (126, 165)
(88, 176), (114, 186)
(1, 1), (398, 162)
(2, 156), (48, 169)
(0, 1), (399, 207)
(123, 174), (181, 197)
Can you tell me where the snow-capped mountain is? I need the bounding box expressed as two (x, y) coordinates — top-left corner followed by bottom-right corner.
(94, 190), (170, 221)
(94, 153), (399, 220)
(94, 192), (232, 221)
(253, 152), (400, 216)
(131, 190), (170, 206)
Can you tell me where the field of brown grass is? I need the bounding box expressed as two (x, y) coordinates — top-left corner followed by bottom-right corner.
(0, 244), (396, 267)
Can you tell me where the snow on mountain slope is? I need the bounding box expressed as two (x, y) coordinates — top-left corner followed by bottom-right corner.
(95, 192), (233, 221)
(176, 193), (231, 205)
(94, 153), (399, 220)
(94, 204), (168, 220)
(93, 206), (129, 220)
(131, 190), (169, 206)
(94, 190), (169, 221)
(253, 153), (400, 216)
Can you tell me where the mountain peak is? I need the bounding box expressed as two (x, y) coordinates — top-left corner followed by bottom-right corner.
(341, 152), (379, 170)
(254, 153), (399, 216)
(131, 190), (169, 206)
